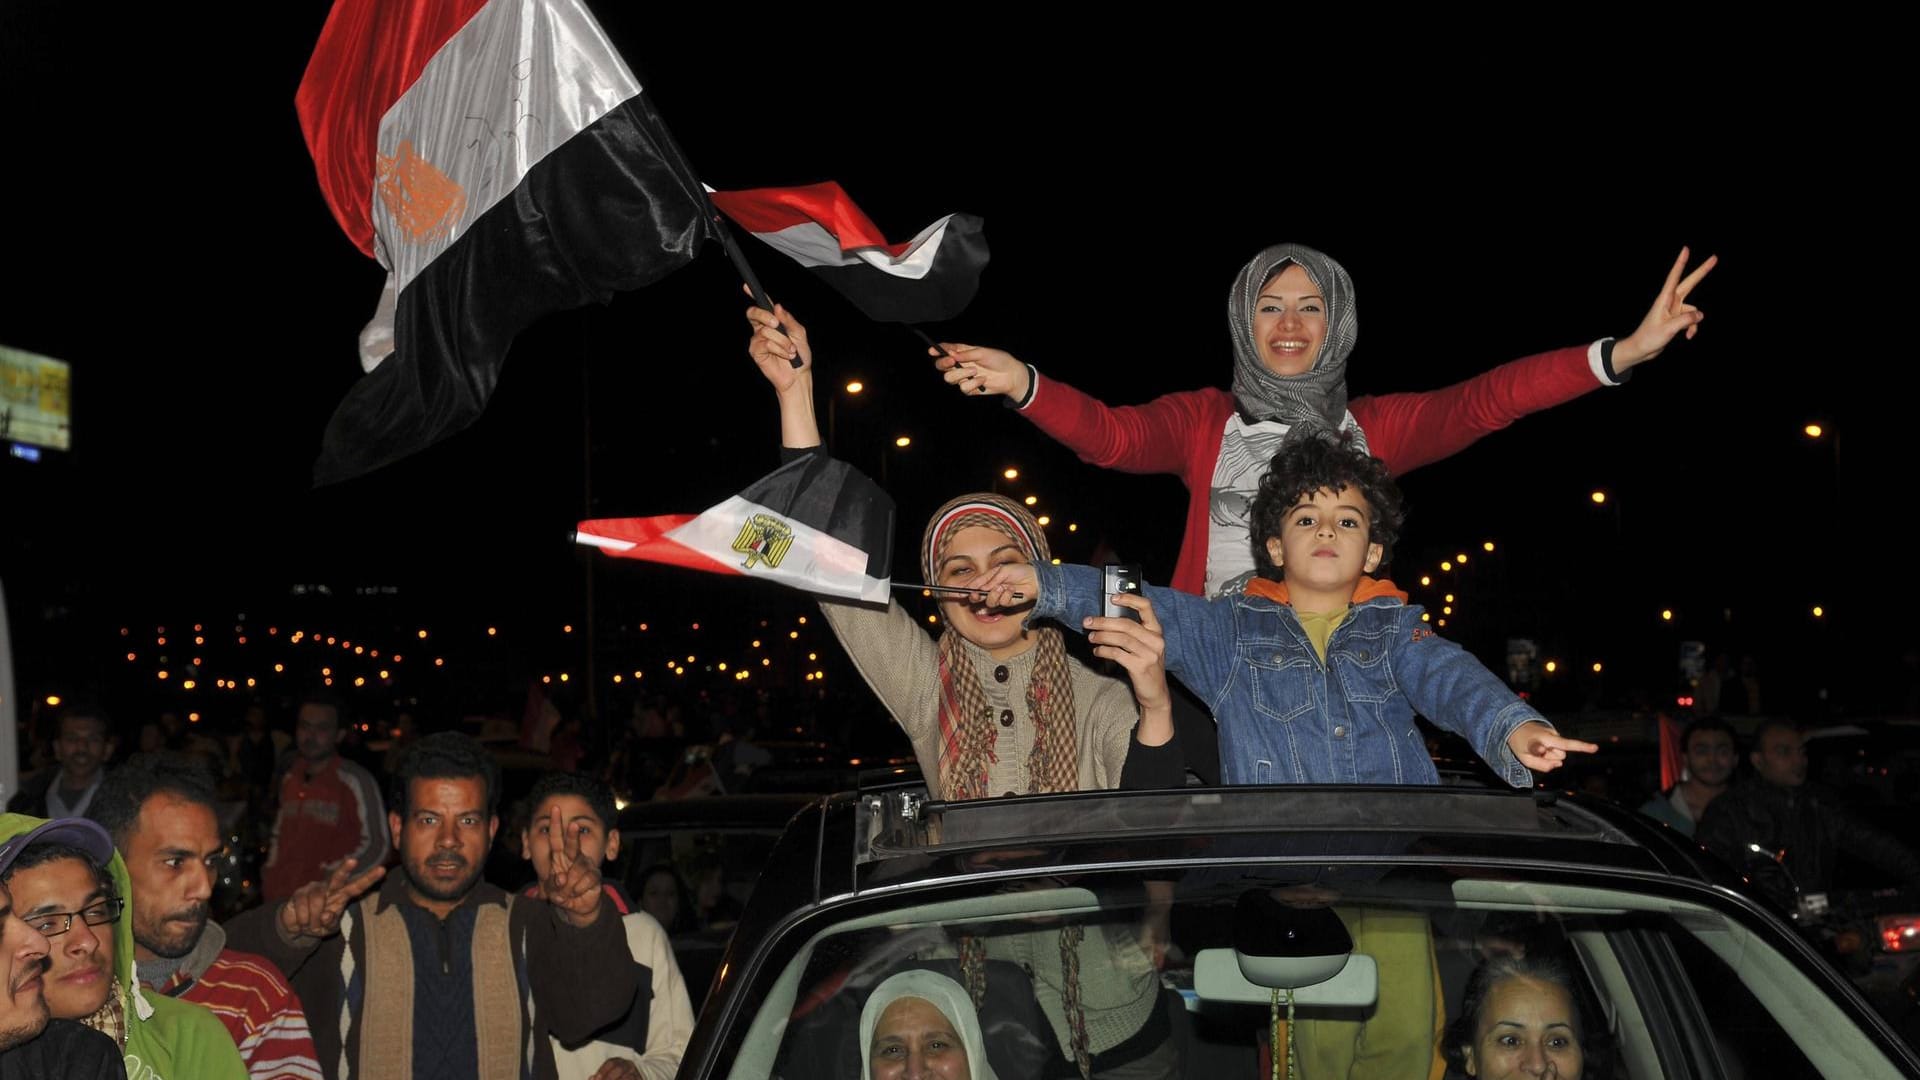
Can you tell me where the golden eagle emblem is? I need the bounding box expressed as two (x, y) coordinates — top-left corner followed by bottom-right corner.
(732, 514), (796, 570)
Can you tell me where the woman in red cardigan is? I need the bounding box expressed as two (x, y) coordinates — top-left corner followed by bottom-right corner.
(935, 244), (1715, 598)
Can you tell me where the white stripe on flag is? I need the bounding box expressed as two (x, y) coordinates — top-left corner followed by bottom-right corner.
(748, 215), (957, 279)
(667, 495), (888, 602)
(372, 0), (642, 290)
(572, 530), (636, 552)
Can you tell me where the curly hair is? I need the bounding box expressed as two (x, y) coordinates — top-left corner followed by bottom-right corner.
(1247, 429), (1405, 581)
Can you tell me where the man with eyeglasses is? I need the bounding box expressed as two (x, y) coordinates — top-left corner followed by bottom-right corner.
(0, 812), (245, 1078)
(0, 821), (127, 1076)
(88, 754), (321, 1080)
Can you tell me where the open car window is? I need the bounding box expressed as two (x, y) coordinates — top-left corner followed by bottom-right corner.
(713, 866), (1908, 1080)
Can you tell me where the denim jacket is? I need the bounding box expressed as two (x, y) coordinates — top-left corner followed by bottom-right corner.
(1030, 563), (1541, 788)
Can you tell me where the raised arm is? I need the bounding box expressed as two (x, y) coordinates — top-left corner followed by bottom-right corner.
(745, 294), (821, 450)
(1356, 248), (1717, 476)
(932, 341), (1218, 477)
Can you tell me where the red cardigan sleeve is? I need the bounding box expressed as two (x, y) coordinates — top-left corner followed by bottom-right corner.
(1352, 344), (1603, 476)
(1019, 371), (1227, 486)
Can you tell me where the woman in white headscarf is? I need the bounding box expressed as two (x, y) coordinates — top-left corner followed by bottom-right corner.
(934, 244), (1715, 600)
(859, 970), (1000, 1080)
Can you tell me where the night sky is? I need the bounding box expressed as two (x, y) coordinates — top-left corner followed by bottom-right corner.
(2, 9), (1908, 727)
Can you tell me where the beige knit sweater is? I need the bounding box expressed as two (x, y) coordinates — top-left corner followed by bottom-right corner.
(819, 597), (1137, 799)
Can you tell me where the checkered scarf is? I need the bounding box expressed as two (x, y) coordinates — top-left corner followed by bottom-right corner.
(920, 494), (1078, 801)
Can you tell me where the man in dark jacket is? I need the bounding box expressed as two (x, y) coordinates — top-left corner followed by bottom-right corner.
(1696, 719), (1920, 909)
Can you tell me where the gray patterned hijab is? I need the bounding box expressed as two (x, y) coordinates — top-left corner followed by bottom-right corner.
(1226, 244), (1364, 447)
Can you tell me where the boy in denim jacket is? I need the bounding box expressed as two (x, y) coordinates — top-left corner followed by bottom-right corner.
(968, 432), (1595, 787)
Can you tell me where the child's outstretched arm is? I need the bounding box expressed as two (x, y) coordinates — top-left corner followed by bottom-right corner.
(971, 562), (1241, 711)
(1390, 615), (1597, 787)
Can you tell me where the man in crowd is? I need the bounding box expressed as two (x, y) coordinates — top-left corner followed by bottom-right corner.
(0, 838), (126, 1078)
(88, 755), (321, 1080)
(9, 700), (118, 819)
(1697, 720), (1920, 906)
(263, 695), (389, 903)
(1638, 716), (1737, 836)
(228, 732), (643, 1080)
(0, 812), (246, 1078)
(519, 772), (693, 1080)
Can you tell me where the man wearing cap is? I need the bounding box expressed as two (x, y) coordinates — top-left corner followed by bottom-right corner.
(0, 813), (246, 1080)
(0, 835), (125, 1077)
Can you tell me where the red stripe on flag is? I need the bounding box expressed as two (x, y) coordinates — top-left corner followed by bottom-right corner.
(709, 183), (912, 258)
(578, 515), (742, 577)
(296, 0), (493, 257)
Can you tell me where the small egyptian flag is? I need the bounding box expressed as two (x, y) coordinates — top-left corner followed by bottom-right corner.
(708, 182), (988, 324)
(299, 0), (715, 485)
(577, 452), (894, 603)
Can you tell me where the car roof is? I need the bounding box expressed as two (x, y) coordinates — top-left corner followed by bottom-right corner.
(615, 793), (818, 834)
(736, 784), (1744, 913)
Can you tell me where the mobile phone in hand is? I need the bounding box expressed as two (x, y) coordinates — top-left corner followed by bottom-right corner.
(1102, 564), (1143, 622)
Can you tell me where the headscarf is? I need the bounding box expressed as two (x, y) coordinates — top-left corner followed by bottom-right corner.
(1226, 243), (1367, 451)
(919, 494), (1078, 801)
(858, 969), (1000, 1080)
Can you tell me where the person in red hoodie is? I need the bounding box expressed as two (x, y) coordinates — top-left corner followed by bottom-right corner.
(262, 694), (388, 902)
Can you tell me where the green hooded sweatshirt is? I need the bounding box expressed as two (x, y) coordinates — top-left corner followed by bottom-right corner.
(0, 813), (247, 1080)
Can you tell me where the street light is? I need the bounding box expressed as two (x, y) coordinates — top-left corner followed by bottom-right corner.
(895, 436), (912, 448)
(1590, 491), (1607, 505)
(1803, 423), (1824, 439)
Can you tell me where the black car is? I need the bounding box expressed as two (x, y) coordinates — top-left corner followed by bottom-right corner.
(611, 792), (822, 1003)
(677, 783), (1920, 1080)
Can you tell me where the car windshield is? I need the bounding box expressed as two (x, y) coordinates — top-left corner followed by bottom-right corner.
(713, 862), (1908, 1080)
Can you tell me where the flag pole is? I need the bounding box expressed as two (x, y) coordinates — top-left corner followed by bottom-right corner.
(707, 197), (802, 369)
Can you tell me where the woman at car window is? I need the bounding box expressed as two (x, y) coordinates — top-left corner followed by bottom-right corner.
(860, 970), (999, 1080)
(1444, 952), (1612, 1080)
(746, 299), (1182, 799)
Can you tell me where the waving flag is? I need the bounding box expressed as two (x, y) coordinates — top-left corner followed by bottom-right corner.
(576, 452), (893, 602)
(299, 0), (715, 484)
(709, 182), (987, 324)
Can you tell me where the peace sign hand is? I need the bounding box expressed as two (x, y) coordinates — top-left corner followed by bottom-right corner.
(1613, 247), (1718, 371)
(279, 858), (386, 940)
(538, 803), (607, 927)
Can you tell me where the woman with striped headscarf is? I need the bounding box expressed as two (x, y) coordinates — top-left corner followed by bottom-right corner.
(748, 300), (1180, 1080)
(745, 299), (1180, 800)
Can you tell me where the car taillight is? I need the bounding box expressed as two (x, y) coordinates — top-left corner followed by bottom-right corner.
(1877, 915), (1920, 952)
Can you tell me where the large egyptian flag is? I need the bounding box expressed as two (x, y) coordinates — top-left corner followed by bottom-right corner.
(576, 453), (893, 603)
(709, 182), (987, 324)
(299, 0), (715, 485)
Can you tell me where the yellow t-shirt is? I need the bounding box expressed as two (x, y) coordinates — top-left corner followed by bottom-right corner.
(1295, 607), (1350, 662)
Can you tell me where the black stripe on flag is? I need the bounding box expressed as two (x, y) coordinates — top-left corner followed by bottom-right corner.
(749, 452), (895, 582)
(314, 95), (712, 485)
